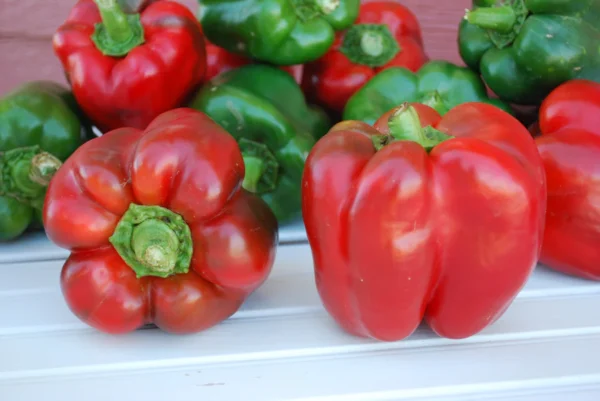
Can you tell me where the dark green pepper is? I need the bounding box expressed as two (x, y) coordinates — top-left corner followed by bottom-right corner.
(198, 0), (360, 65)
(460, 0), (600, 105)
(343, 60), (513, 125)
(189, 65), (329, 223)
(0, 81), (84, 241)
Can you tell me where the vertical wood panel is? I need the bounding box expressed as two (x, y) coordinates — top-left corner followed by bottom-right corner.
(0, 38), (66, 94)
(0, 0), (470, 94)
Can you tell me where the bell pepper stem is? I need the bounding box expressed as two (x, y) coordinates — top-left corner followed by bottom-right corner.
(361, 32), (384, 57)
(0, 146), (62, 205)
(30, 152), (62, 187)
(95, 0), (134, 43)
(417, 91), (449, 115)
(131, 219), (179, 274)
(385, 103), (453, 151)
(239, 138), (279, 195)
(340, 24), (400, 68)
(371, 135), (393, 152)
(465, 6), (517, 33)
(388, 104), (426, 143)
(109, 204), (193, 278)
(464, 0), (528, 49)
(317, 0), (340, 14)
(292, 0), (340, 21)
(92, 0), (145, 57)
(242, 156), (266, 194)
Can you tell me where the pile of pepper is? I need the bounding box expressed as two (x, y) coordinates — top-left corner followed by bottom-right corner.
(1, 0), (599, 339)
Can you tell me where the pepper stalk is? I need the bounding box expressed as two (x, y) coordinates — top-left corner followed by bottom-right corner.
(0, 146), (62, 207)
(417, 91), (449, 115)
(372, 103), (453, 151)
(238, 138), (279, 195)
(91, 0), (145, 57)
(465, 0), (529, 49)
(340, 24), (400, 67)
(292, 0), (341, 21)
(109, 204), (193, 278)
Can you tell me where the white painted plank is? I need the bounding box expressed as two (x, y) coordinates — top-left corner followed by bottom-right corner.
(1, 244), (599, 336)
(2, 328), (600, 401)
(1, 278), (600, 380)
(2, 244), (599, 401)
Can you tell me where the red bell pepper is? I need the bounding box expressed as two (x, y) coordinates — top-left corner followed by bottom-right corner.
(302, 0), (428, 113)
(302, 102), (546, 341)
(204, 39), (304, 84)
(53, 0), (207, 132)
(43, 108), (278, 334)
(535, 80), (600, 280)
(205, 41), (249, 82)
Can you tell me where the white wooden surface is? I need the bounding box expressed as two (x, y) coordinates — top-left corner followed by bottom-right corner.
(1, 2), (599, 398)
(1, 243), (600, 400)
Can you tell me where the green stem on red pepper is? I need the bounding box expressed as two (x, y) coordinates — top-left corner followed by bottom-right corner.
(465, 0), (529, 48)
(372, 103), (453, 152)
(239, 138), (279, 195)
(92, 0), (145, 57)
(340, 24), (400, 67)
(109, 204), (193, 278)
(0, 146), (62, 205)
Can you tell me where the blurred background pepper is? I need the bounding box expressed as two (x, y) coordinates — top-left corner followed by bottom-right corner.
(189, 65), (329, 224)
(459, 0), (600, 105)
(0, 81), (84, 241)
(303, 0), (428, 114)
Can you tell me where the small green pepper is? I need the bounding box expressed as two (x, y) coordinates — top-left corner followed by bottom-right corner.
(459, 0), (600, 105)
(198, 0), (360, 65)
(0, 81), (84, 241)
(343, 60), (513, 125)
(189, 65), (329, 223)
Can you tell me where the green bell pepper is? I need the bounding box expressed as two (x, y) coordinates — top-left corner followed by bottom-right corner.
(343, 60), (513, 125)
(189, 64), (330, 223)
(460, 0), (600, 105)
(197, 0), (360, 65)
(0, 81), (84, 241)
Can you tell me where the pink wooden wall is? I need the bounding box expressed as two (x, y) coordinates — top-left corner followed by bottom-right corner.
(0, 0), (470, 94)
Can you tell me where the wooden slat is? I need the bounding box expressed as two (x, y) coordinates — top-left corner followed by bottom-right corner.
(0, 0), (469, 93)
(1, 245), (600, 400)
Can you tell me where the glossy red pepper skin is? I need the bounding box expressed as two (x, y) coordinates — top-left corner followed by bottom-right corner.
(205, 41), (249, 82)
(302, 103), (546, 341)
(53, 0), (206, 132)
(204, 40), (303, 84)
(303, 0), (428, 113)
(535, 80), (600, 280)
(43, 108), (278, 334)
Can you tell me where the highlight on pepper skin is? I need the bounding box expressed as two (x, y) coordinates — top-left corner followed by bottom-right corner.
(534, 79), (600, 281)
